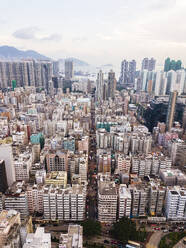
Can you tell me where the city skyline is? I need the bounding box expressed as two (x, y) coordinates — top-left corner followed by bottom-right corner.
(0, 0), (186, 67)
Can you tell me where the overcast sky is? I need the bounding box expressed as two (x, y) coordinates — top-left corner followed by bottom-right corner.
(0, 0), (186, 68)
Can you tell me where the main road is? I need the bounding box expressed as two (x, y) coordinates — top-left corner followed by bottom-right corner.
(87, 97), (97, 220)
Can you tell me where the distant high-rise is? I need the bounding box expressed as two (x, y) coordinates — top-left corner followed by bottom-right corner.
(166, 90), (178, 131)
(164, 57), (182, 72)
(119, 60), (128, 85)
(141, 57), (156, 71)
(53, 61), (59, 76)
(119, 59), (136, 86)
(0, 60), (53, 89)
(107, 70), (116, 99)
(96, 70), (104, 102)
(65, 60), (74, 80)
(0, 160), (8, 193)
(128, 60), (136, 85)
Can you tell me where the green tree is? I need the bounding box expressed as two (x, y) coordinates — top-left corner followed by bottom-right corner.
(111, 217), (147, 245)
(81, 219), (101, 238)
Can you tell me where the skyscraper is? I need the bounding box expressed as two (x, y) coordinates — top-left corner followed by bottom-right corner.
(166, 90), (178, 131)
(128, 60), (136, 86)
(119, 60), (128, 85)
(107, 70), (116, 99)
(65, 60), (74, 80)
(119, 59), (136, 86)
(96, 70), (104, 102)
(164, 57), (182, 72)
(141, 58), (149, 71)
(141, 58), (156, 71)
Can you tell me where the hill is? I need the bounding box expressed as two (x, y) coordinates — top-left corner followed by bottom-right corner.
(0, 46), (50, 60)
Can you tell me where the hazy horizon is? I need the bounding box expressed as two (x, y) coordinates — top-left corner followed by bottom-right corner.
(0, 0), (186, 68)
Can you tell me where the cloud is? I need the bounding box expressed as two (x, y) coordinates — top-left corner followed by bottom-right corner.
(13, 27), (39, 40)
(13, 27), (61, 42)
(41, 33), (62, 42)
(72, 36), (87, 42)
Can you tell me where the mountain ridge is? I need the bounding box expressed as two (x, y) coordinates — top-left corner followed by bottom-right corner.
(0, 46), (51, 60)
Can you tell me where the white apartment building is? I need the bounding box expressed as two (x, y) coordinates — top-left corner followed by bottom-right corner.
(26, 185), (44, 214)
(117, 154), (131, 173)
(148, 182), (166, 216)
(23, 227), (51, 248)
(4, 182), (29, 218)
(165, 187), (186, 220)
(98, 181), (117, 222)
(78, 157), (88, 182)
(129, 185), (148, 217)
(14, 152), (32, 182)
(43, 185), (85, 221)
(35, 170), (46, 184)
(119, 184), (131, 218)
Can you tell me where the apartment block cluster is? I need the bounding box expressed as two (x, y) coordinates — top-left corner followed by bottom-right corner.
(119, 57), (186, 96)
(0, 60), (53, 89)
(94, 87), (186, 222)
(0, 87), (93, 228)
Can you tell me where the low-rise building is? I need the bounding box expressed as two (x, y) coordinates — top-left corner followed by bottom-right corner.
(23, 227), (51, 248)
(0, 210), (21, 247)
(45, 171), (67, 188)
(59, 225), (83, 248)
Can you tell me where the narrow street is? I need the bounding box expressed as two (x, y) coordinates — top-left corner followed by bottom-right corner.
(87, 97), (97, 220)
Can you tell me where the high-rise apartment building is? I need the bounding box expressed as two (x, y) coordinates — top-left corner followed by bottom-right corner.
(98, 181), (117, 222)
(26, 185), (44, 214)
(43, 185), (85, 221)
(148, 182), (166, 216)
(46, 151), (68, 172)
(166, 90), (178, 131)
(119, 184), (131, 218)
(0, 144), (15, 186)
(96, 70), (104, 102)
(119, 59), (136, 86)
(119, 60), (128, 85)
(0, 160), (8, 193)
(164, 58), (182, 72)
(165, 187), (186, 220)
(129, 185), (148, 217)
(65, 60), (74, 80)
(0, 60), (53, 89)
(107, 70), (116, 99)
(141, 58), (156, 71)
(4, 181), (29, 218)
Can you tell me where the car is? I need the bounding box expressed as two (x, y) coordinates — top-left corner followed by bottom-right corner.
(104, 240), (109, 244)
(163, 229), (168, 233)
(111, 240), (117, 244)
